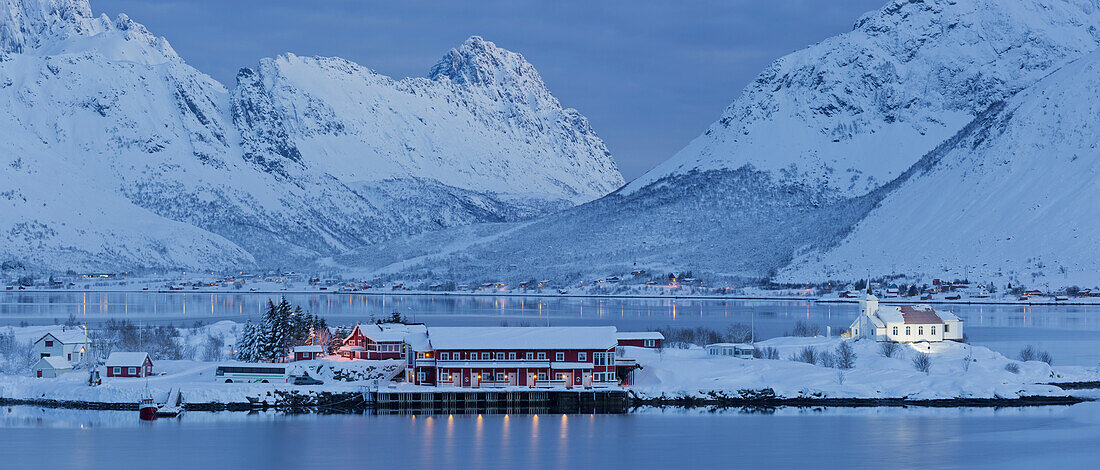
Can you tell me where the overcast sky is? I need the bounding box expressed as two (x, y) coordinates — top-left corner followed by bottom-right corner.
(92, 0), (886, 180)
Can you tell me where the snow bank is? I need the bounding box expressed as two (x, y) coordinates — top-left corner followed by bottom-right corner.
(630, 337), (1098, 400)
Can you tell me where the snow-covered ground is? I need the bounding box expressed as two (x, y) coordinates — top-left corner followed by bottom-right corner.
(628, 337), (1100, 400)
(3, 318), (1097, 404)
(0, 356), (403, 406)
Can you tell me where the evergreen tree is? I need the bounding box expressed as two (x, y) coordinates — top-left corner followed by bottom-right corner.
(236, 320), (258, 362)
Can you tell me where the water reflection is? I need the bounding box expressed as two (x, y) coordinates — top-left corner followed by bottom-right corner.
(2, 404), (1099, 469)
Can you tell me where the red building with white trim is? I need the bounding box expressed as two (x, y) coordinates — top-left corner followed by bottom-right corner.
(616, 331), (664, 349)
(292, 345), (324, 361)
(339, 324), (424, 360)
(408, 327), (634, 388)
(105, 352), (153, 378)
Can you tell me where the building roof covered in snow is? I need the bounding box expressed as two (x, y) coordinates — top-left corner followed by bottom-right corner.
(875, 305), (959, 324)
(294, 345), (323, 353)
(427, 327), (618, 350)
(36, 330), (87, 345)
(36, 356), (72, 369)
(349, 323), (427, 343)
(105, 352), (151, 367)
(616, 332), (665, 340)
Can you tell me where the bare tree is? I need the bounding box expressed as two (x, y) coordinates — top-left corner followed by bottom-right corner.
(879, 341), (900, 358)
(1018, 345), (1036, 362)
(912, 353), (932, 374)
(836, 341), (856, 369)
(1004, 363), (1020, 374)
(790, 346), (818, 364)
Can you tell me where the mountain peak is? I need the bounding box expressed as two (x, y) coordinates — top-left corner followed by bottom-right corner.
(428, 35), (544, 89)
(1, 0), (95, 54)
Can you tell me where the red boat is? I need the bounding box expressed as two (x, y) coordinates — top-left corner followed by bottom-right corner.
(945, 295), (961, 301)
(921, 294), (933, 300)
(139, 397), (157, 421)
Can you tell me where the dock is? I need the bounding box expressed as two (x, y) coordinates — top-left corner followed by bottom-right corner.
(364, 389), (629, 415)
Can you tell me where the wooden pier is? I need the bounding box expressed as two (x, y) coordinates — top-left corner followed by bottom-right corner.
(364, 389), (629, 415)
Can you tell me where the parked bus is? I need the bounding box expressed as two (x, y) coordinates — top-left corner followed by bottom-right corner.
(215, 365), (287, 383)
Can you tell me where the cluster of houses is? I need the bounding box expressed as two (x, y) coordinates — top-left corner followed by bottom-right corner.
(30, 329), (154, 379)
(327, 324), (665, 388)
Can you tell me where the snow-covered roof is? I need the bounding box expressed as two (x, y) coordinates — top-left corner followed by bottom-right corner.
(405, 331), (431, 351)
(36, 330), (87, 345)
(616, 332), (664, 340)
(364, 330), (409, 343)
(427, 327), (618, 350)
(294, 345), (323, 353)
(36, 356), (72, 369)
(105, 352), (150, 367)
(705, 343), (755, 349)
(875, 305), (955, 325)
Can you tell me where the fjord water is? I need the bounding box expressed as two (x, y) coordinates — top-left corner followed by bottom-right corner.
(2, 292), (1099, 365)
(3, 404), (1100, 469)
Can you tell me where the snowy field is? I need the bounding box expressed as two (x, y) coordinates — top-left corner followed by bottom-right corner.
(629, 338), (1099, 400)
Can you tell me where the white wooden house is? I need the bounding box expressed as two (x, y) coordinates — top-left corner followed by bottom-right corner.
(850, 293), (963, 343)
(34, 356), (73, 378)
(34, 330), (88, 364)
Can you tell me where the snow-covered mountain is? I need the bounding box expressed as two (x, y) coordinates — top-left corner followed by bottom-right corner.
(779, 48), (1100, 286)
(347, 0), (1100, 284)
(626, 0), (1100, 197)
(0, 0), (621, 271)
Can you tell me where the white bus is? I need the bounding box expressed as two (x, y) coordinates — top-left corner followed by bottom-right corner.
(215, 365), (287, 383)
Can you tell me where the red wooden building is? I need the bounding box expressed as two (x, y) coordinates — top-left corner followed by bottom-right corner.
(339, 324), (424, 360)
(105, 352), (153, 378)
(408, 327), (636, 388)
(616, 331), (664, 349)
(292, 345), (324, 361)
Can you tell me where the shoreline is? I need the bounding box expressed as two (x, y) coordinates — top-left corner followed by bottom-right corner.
(5, 288), (1098, 306)
(3, 393), (1088, 414)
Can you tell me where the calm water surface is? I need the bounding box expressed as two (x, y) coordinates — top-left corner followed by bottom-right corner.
(2, 292), (1099, 365)
(1, 404), (1099, 469)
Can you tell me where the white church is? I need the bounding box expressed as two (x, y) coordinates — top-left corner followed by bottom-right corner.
(849, 293), (963, 343)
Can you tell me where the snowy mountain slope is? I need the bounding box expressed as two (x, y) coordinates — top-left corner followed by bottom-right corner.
(0, 0), (621, 272)
(626, 0), (1100, 196)
(234, 37), (623, 202)
(779, 49), (1100, 286)
(334, 0), (1100, 284)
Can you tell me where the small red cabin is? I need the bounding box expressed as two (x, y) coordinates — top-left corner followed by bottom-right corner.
(105, 352), (153, 378)
(616, 332), (664, 349)
(292, 345), (324, 361)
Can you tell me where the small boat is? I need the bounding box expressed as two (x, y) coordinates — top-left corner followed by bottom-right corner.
(920, 294), (933, 300)
(139, 397), (157, 421)
(945, 295), (962, 301)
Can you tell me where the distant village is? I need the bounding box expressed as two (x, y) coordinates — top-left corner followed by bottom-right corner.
(4, 269), (1098, 304)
